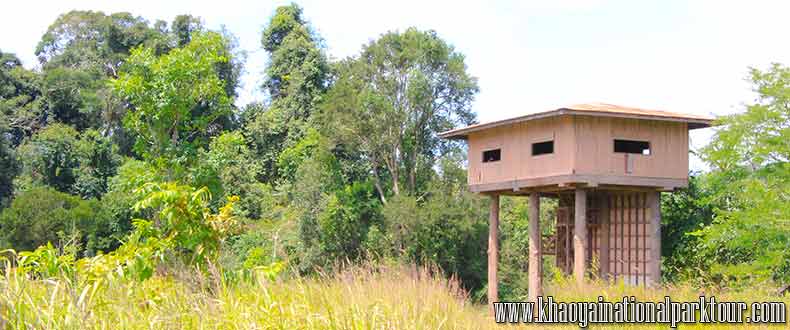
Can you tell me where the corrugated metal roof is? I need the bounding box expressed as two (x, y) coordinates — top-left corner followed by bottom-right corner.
(439, 102), (715, 140)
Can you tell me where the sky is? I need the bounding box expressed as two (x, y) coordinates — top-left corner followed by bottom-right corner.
(2, 0), (790, 170)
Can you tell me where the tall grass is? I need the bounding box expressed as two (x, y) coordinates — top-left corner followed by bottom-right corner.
(0, 264), (490, 329)
(1, 263), (788, 329)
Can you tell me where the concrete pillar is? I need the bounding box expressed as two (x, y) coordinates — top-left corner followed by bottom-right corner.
(599, 193), (610, 280)
(574, 188), (587, 285)
(488, 194), (500, 309)
(528, 192), (542, 303)
(648, 191), (662, 286)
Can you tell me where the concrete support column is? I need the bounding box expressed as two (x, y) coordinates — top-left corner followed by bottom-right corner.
(648, 191), (662, 286)
(528, 192), (542, 303)
(599, 193), (610, 280)
(574, 188), (587, 285)
(487, 194), (500, 310)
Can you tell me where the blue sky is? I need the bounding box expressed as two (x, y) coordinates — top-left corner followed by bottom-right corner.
(2, 0), (790, 170)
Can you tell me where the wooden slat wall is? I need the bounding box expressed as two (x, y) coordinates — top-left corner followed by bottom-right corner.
(467, 115), (689, 188)
(554, 191), (656, 286)
(466, 116), (575, 186)
(603, 192), (652, 285)
(573, 116), (688, 179)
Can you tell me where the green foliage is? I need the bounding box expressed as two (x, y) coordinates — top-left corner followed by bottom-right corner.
(660, 175), (715, 282)
(286, 141), (345, 272)
(73, 129), (122, 198)
(381, 178), (488, 292)
(193, 131), (275, 219)
(323, 28), (478, 197)
(262, 4), (329, 120)
(113, 32), (232, 166)
(0, 186), (95, 253)
(133, 182), (239, 264)
(277, 127), (320, 182)
(172, 15), (203, 48)
(16, 243), (77, 279)
(17, 124), (120, 197)
(40, 67), (104, 129)
(243, 107), (288, 182)
(694, 63), (790, 286)
(34, 11), (166, 146)
(0, 124), (18, 205)
(0, 50), (44, 146)
(246, 4), (330, 184)
(17, 124), (79, 192)
(36, 11), (160, 72)
(32, 11), (242, 157)
(317, 182), (381, 262)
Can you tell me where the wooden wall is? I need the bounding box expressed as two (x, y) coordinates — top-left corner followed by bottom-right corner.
(602, 192), (654, 285)
(555, 192), (656, 285)
(467, 116), (574, 185)
(466, 115), (690, 187)
(573, 116), (689, 179)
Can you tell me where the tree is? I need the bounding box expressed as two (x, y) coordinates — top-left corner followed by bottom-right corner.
(17, 123), (80, 193)
(35, 11), (241, 154)
(262, 4), (329, 120)
(35, 11), (164, 136)
(323, 28), (478, 200)
(16, 124), (121, 198)
(172, 15), (203, 48)
(113, 32), (232, 169)
(695, 63), (790, 285)
(0, 127), (17, 206)
(0, 186), (96, 252)
(316, 182), (381, 263)
(381, 178), (488, 292)
(246, 4), (330, 182)
(195, 131), (270, 219)
(660, 175), (715, 282)
(73, 129), (122, 198)
(133, 182), (239, 265)
(0, 50), (44, 146)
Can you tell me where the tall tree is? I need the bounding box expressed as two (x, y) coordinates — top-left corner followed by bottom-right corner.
(0, 116), (18, 205)
(0, 50), (44, 146)
(246, 4), (330, 182)
(323, 28), (478, 200)
(35, 11), (242, 152)
(112, 32), (232, 172)
(35, 11), (167, 150)
(696, 63), (790, 285)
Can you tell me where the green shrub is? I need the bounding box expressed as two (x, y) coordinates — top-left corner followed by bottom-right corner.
(0, 186), (95, 253)
(317, 181), (381, 262)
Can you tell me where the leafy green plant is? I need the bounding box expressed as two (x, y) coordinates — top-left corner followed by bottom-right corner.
(133, 182), (239, 265)
(113, 32), (232, 169)
(695, 63), (790, 286)
(0, 186), (95, 253)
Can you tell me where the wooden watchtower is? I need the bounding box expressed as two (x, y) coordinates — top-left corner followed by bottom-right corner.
(439, 103), (713, 306)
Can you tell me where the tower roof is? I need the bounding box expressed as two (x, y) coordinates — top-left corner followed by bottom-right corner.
(440, 103), (714, 140)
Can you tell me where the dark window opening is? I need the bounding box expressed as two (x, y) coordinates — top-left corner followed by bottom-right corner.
(614, 139), (651, 155)
(532, 140), (554, 156)
(482, 149), (501, 162)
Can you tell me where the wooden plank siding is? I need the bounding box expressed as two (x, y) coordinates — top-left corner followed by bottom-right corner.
(555, 191), (655, 285)
(574, 116), (688, 179)
(467, 116), (574, 187)
(466, 114), (689, 191)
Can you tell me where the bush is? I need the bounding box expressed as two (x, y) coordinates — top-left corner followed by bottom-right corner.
(316, 181), (381, 262)
(382, 189), (488, 294)
(17, 125), (121, 198)
(0, 186), (95, 253)
(17, 124), (79, 193)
